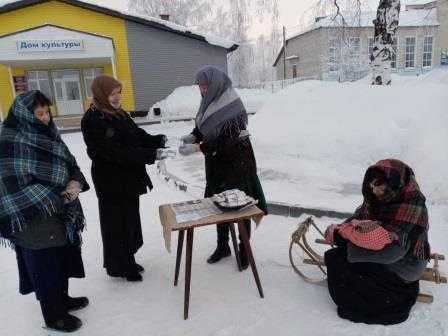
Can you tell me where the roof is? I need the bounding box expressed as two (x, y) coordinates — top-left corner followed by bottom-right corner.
(273, 7), (439, 66)
(0, 0), (238, 52)
(406, 0), (436, 5)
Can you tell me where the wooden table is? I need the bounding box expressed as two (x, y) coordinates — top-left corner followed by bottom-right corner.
(159, 203), (265, 319)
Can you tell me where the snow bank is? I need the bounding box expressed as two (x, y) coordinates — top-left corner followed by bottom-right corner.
(251, 70), (448, 207)
(150, 86), (272, 118)
(150, 86), (201, 119)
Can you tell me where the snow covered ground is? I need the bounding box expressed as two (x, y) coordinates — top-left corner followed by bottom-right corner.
(149, 86), (272, 118)
(1, 70), (447, 335)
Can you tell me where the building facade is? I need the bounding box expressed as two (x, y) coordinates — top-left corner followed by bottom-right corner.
(0, 0), (237, 120)
(274, 0), (448, 82)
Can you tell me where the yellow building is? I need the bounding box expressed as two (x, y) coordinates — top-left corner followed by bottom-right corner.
(0, 0), (236, 122)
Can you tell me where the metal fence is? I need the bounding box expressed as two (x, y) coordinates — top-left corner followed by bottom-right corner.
(247, 76), (319, 93)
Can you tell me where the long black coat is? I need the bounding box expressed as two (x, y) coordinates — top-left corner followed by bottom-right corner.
(192, 125), (267, 214)
(81, 106), (165, 198)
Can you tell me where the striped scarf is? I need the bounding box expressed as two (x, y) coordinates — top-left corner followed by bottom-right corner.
(195, 66), (248, 142)
(0, 91), (85, 246)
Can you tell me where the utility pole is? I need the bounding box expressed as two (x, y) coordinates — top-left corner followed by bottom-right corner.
(283, 25), (287, 88)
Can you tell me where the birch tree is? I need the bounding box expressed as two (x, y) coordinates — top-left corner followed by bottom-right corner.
(370, 0), (401, 85)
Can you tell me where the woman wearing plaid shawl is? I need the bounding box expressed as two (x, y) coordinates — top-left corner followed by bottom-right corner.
(0, 91), (89, 332)
(323, 159), (429, 325)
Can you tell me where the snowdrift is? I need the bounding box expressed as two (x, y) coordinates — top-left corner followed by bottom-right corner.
(251, 69), (448, 206)
(150, 86), (272, 118)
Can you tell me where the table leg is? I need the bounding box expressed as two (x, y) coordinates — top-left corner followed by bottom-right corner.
(184, 228), (194, 320)
(229, 223), (242, 272)
(174, 230), (185, 286)
(238, 221), (264, 298)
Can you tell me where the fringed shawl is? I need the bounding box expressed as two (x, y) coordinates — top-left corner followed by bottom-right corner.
(0, 91), (85, 246)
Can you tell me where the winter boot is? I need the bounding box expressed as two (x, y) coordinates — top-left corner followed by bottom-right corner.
(41, 300), (82, 332)
(45, 314), (83, 333)
(207, 244), (231, 264)
(134, 262), (145, 273)
(64, 296), (89, 312)
(239, 243), (249, 270)
(125, 271), (143, 282)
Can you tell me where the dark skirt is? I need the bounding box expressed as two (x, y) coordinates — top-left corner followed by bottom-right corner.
(324, 247), (419, 325)
(98, 196), (143, 276)
(15, 244), (85, 302)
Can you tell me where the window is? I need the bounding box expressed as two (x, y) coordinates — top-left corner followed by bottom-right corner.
(329, 39), (340, 72)
(368, 37), (375, 60)
(83, 68), (103, 98)
(391, 37), (398, 69)
(292, 65), (298, 78)
(26, 71), (53, 101)
(442, 48), (448, 65)
(423, 36), (433, 68)
(405, 37), (416, 69)
(349, 37), (361, 64)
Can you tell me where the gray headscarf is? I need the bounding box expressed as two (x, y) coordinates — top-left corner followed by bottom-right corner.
(195, 66), (248, 141)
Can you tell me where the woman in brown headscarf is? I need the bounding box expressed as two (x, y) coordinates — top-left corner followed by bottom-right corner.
(81, 75), (167, 282)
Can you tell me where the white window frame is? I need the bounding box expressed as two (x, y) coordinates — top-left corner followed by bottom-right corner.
(349, 37), (361, 64)
(328, 39), (340, 72)
(405, 36), (416, 70)
(422, 36), (433, 69)
(26, 70), (53, 101)
(82, 68), (103, 98)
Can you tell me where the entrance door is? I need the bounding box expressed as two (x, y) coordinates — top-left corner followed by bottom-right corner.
(52, 70), (84, 116)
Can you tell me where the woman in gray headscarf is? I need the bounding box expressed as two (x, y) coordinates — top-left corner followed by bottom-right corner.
(179, 66), (267, 268)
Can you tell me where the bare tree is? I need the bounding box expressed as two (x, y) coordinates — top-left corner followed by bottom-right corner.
(370, 0), (401, 85)
(128, 0), (212, 28)
(316, 0), (366, 81)
(227, 0), (253, 88)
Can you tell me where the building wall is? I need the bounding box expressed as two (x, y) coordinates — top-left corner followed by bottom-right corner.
(276, 23), (441, 82)
(125, 20), (228, 112)
(275, 28), (325, 80)
(0, 0), (135, 118)
(437, 0), (448, 64)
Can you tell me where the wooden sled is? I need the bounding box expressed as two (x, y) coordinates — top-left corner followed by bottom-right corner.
(289, 217), (446, 304)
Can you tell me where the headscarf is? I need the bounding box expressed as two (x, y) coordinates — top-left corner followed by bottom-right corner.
(91, 75), (126, 116)
(194, 66), (248, 141)
(0, 91), (86, 246)
(354, 159), (430, 260)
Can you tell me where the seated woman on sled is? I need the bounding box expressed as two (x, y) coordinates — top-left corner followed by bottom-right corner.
(324, 159), (430, 325)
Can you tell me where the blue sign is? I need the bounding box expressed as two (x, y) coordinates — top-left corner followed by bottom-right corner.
(17, 39), (84, 53)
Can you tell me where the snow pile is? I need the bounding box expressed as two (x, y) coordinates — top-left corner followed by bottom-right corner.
(150, 86), (272, 118)
(150, 86), (201, 119)
(251, 70), (448, 209)
(237, 88), (273, 114)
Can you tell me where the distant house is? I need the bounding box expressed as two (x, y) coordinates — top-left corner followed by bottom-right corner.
(274, 0), (448, 82)
(0, 0), (237, 120)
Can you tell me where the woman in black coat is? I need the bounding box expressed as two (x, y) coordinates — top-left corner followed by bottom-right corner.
(179, 66), (267, 269)
(81, 75), (166, 282)
(0, 91), (89, 333)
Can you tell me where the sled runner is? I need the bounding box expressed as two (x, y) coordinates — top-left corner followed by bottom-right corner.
(289, 217), (446, 304)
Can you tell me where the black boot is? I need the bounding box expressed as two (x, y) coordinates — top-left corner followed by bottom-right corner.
(239, 243), (249, 270)
(125, 271), (143, 282)
(64, 296), (89, 312)
(45, 314), (83, 333)
(41, 300), (82, 332)
(134, 262), (145, 273)
(207, 244), (231, 264)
